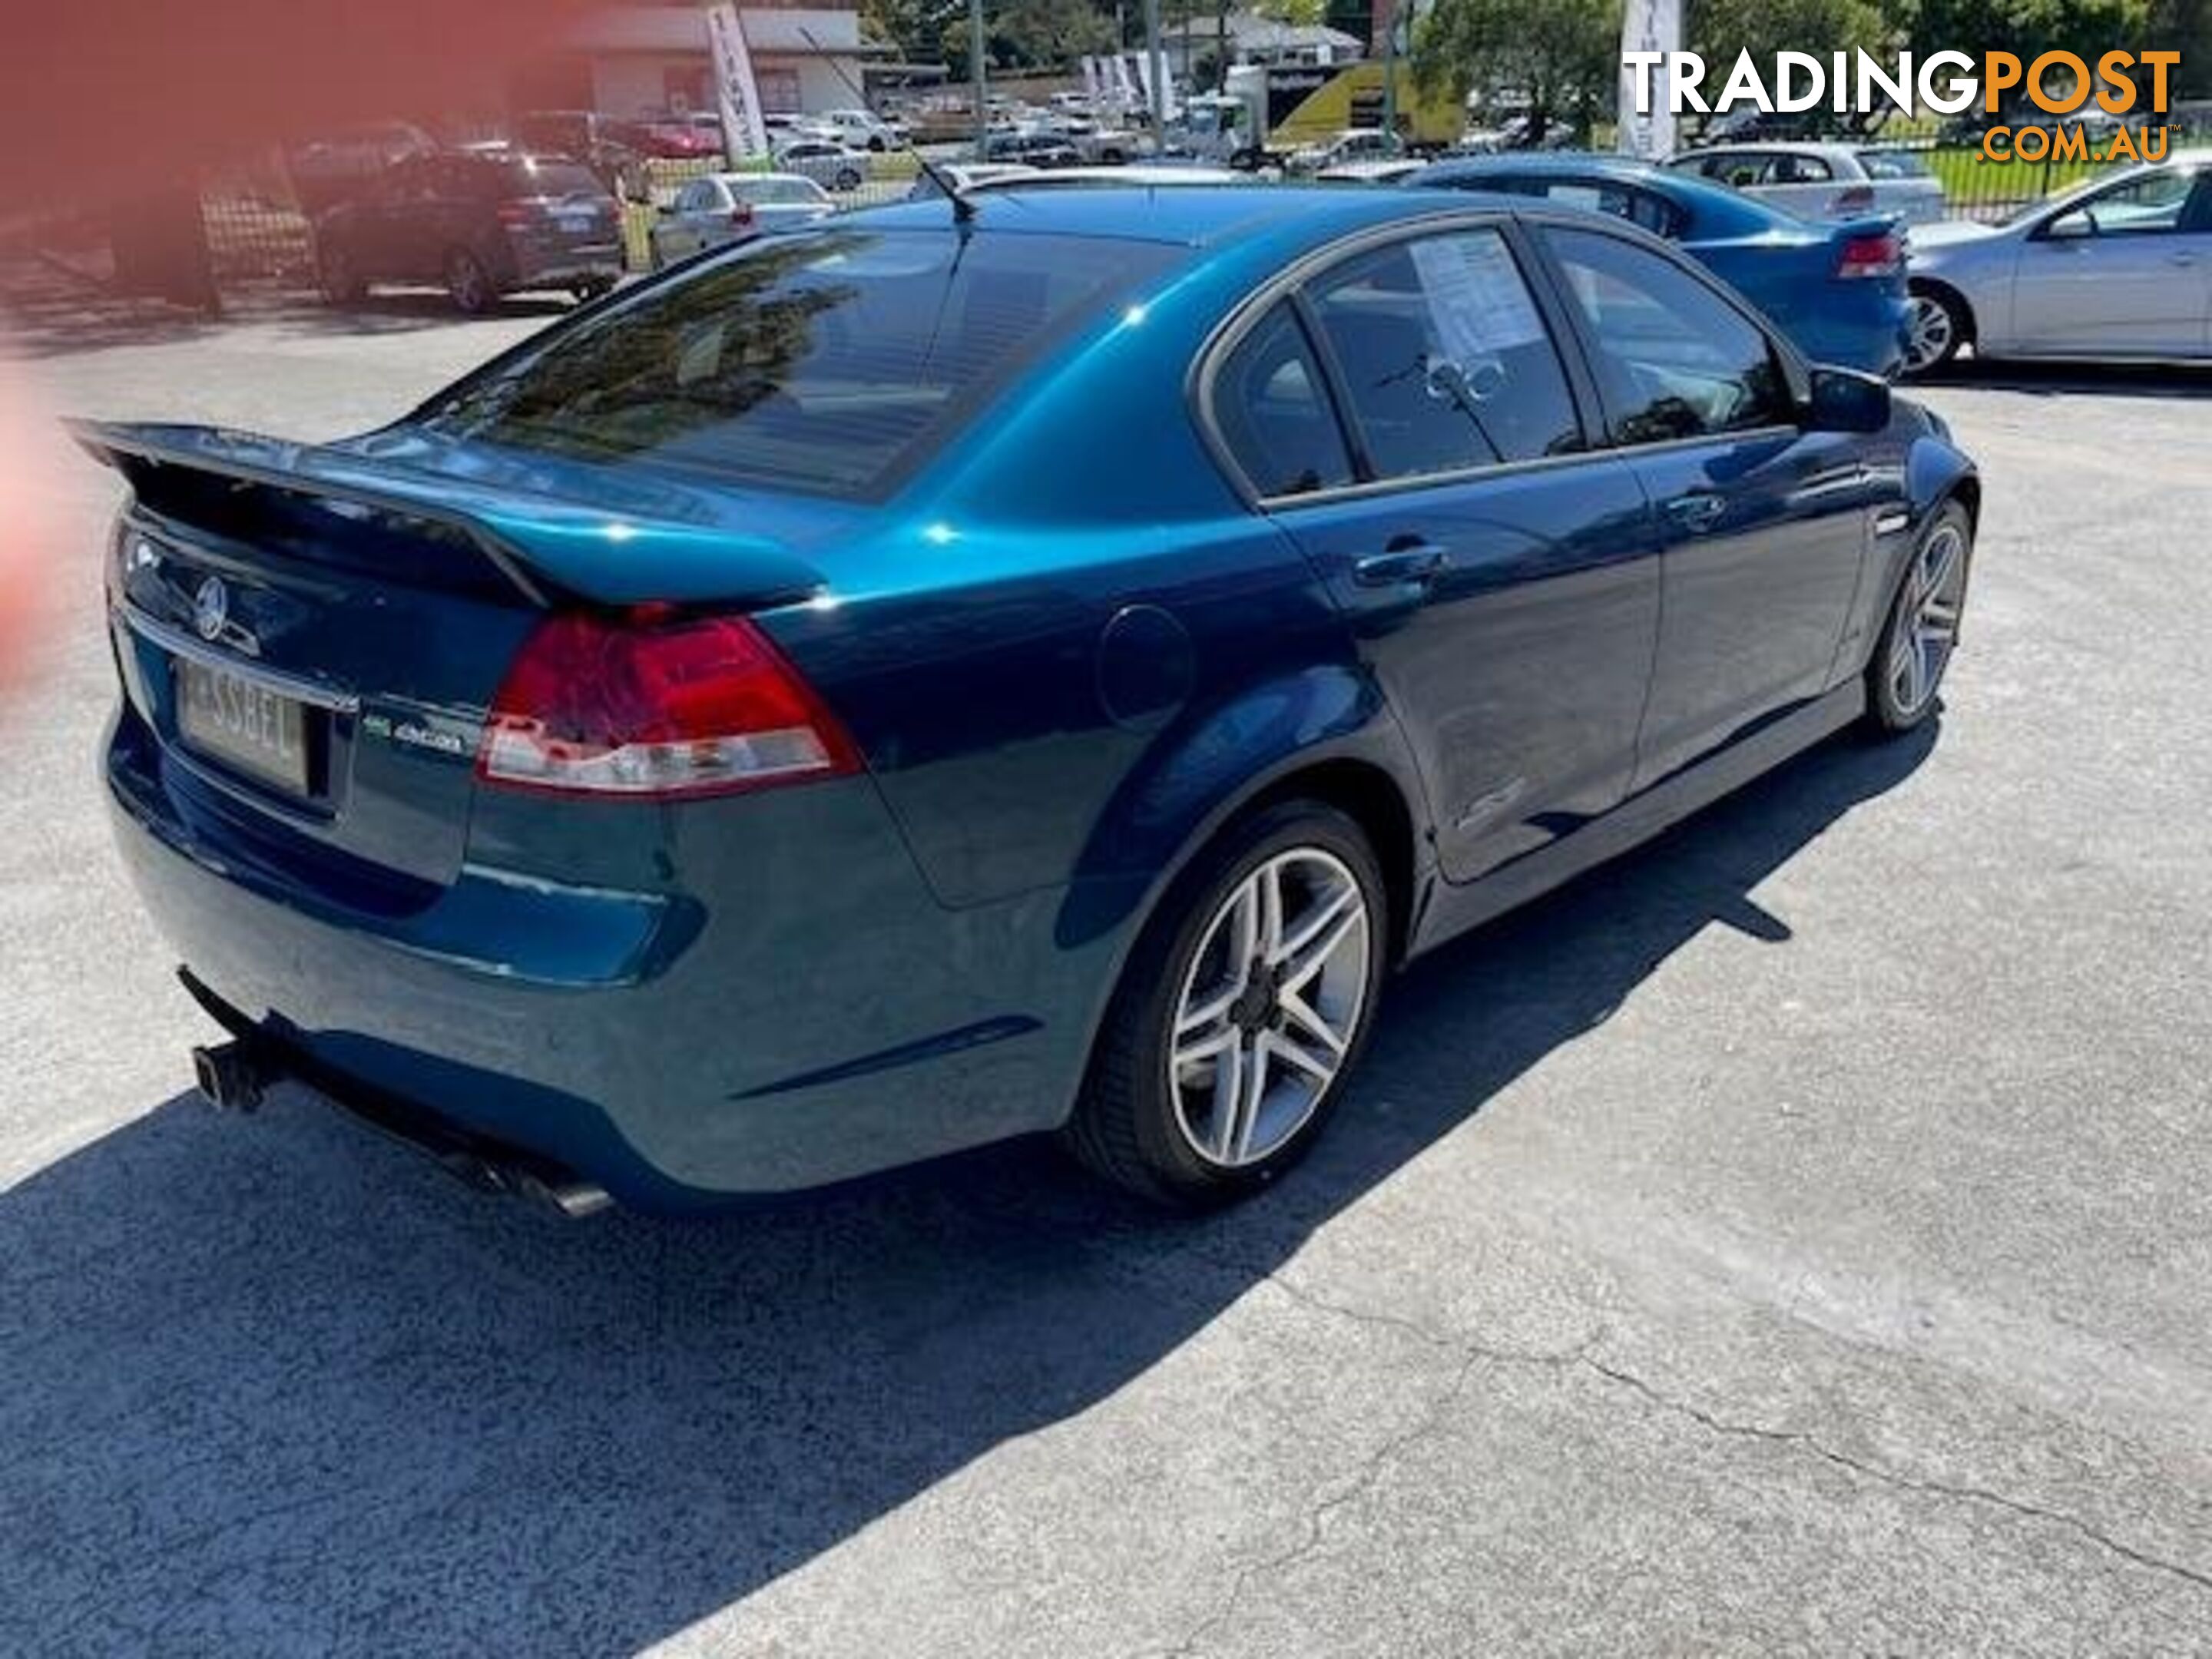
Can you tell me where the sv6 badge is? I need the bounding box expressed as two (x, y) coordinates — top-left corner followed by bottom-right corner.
(359, 710), (470, 759)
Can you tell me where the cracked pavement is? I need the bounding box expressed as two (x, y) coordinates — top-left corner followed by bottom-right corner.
(1, 304), (2208, 1657)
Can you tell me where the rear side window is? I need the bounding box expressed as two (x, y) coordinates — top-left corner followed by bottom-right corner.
(1532, 180), (1684, 237)
(1542, 227), (1791, 443)
(1304, 228), (1582, 478)
(1213, 304), (1353, 498)
(421, 230), (1171, 499)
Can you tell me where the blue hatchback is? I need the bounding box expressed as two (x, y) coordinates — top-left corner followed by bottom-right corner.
(1408, 154), (1914, 376)
(86, 185), (1975, 1212)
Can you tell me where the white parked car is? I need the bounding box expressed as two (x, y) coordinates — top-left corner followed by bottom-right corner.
(647, 172), (835, 267)
(903, 162), (1040, 201)
(1899, 150), (2212, 372)
(814, 108), (905, 151)
(1285, 128), (1400, 176)
(1316, 158), (1429, 184)
(1665, 141), (1948, 225)
(771, 137), (872, 192)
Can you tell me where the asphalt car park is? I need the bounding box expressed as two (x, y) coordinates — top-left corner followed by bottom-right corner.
(2, 305), (2208, 1659)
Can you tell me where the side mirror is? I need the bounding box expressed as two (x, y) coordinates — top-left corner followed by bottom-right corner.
(2044, 208), (2096, 240)
(1803, 364), (1891, 433)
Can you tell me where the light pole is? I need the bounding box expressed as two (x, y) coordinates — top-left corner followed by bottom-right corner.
(1143, 0), (1167, 150)
(1380, 0), (1399, 153)
(971, 0), (988, 157)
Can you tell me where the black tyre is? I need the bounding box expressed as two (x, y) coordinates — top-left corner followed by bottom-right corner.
(1065, 800), (1387, 1207)
(1866, 501), (1972, 734)
(571, 277), (615, 303)
(1901, 283), (1969, 376)
(834, 167), (863, 192)
(317, 240), (366, 306)
(444, 247), (494, 315)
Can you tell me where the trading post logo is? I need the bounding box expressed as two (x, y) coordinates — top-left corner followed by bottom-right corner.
(1621, 49), (2184, 163)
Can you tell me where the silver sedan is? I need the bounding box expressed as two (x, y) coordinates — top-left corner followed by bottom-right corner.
(1902, 150), (2212, 373)
(647, 172), (835, 267)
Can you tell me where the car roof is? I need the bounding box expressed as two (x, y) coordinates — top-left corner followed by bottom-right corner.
(1683, 140), (1852, 156)
(965, 165), (1245, 189)
(715, 171), (823, 188)
(1409, 153), (1805, 237)
(849, 182), (1531, 247)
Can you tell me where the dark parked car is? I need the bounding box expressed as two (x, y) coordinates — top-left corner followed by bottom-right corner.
(82, 185), (1975, 1214)
(511, 111), (651, 200)
(313, 150), (624, 313)
(283, 121), (437, 217)
(1409, 154), (1912, 376)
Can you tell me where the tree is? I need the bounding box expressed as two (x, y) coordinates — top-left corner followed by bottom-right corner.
(1684, 0), (1896, 134)
(1413, 0), (1623, 141)
(988, 0), (1119, 68)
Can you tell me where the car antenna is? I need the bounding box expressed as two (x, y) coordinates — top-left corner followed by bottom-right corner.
(795, 27), (979, 225)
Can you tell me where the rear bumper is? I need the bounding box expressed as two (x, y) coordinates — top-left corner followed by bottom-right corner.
(501, 240), (624, 290)
(105, 710), (1113, 1208)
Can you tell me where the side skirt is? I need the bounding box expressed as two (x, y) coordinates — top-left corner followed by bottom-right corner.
(1408, 681), (1866, 958)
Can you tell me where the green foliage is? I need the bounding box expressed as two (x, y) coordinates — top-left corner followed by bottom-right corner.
(1256, 0), (1332, 25)
(1898, 0), (2154, 72)
(1412, 0), (1624, 137)
(1687, 0), (1895, 69)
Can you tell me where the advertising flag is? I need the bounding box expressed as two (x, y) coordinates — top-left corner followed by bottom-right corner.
(705, 1), (769, 162)
(1615, 0), (1680, 159)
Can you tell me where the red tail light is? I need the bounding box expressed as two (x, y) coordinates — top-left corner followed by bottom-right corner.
(495, 199), (540, 227)
(1834, 184), (1877, 214)
(477, 609), (860, 799)
(1836, 230), (1903, 279)
(729, 200), (755, 228)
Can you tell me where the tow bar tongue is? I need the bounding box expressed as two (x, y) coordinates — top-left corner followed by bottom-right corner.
(186, 1034), (611, 1219)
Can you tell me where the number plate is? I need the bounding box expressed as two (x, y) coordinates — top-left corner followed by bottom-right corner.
(176, 658), (313, 796)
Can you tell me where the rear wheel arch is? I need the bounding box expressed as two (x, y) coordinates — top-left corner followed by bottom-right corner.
(1230, 759), (1421, 967)
(1908, 276), (1977, 343)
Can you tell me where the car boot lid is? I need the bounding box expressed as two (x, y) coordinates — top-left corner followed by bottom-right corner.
(69, 419), (829, 610)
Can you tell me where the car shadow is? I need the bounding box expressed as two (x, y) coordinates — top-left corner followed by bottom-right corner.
(1, 276), (580, 359)
(1922, 356), (2212, 399)
(0, 722), (1936, 1651)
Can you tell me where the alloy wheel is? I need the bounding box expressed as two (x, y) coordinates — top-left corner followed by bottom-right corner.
(1167, 847), (1373, 1168)
(1902, 293), (1955, 373)
(1886, 520), (1968, 717)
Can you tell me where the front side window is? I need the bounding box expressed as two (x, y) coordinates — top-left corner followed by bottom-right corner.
(1213, 303), (1353, 498)
(423, 230), (1171, 498)
(2073, 167), (2200, 234)
(1303, 227), (1582, 479)
(1542, 227), (1791, 445)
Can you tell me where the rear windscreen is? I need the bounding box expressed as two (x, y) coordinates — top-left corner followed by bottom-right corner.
(419, 230), (1173, 499)
(738, 177), (824, 204)
(502, 158), (605, 197)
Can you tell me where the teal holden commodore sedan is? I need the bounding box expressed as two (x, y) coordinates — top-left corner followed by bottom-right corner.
(81, 184), (1977, 1214)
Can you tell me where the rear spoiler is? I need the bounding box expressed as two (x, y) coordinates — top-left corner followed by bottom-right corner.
(67, 420), (828, 611)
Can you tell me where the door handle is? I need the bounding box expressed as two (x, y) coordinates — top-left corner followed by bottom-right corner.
(1352, 544), (1449, 588)
(2168, 252), (2200, 267)
(1662, 492), (1728, 532)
